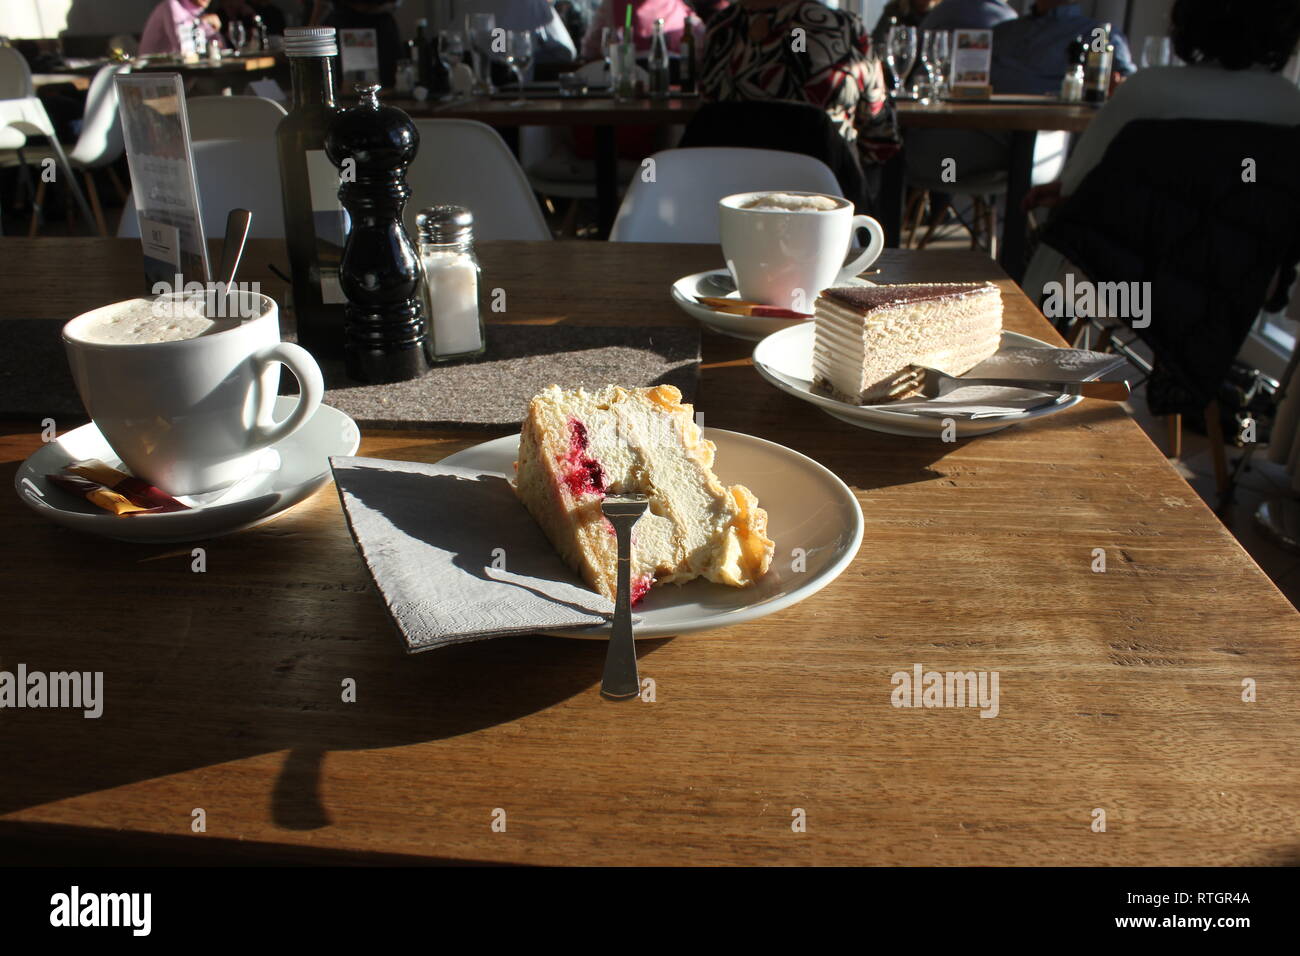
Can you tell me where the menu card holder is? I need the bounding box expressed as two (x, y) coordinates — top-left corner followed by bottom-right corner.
(339, 29), (380, 90)
(114, 73), (210, 288)
(950, 29), (994, 100)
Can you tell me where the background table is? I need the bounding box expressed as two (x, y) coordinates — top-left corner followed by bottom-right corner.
(1, 238), (1297, 865)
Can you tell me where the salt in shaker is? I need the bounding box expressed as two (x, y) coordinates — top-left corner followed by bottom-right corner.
(415, 205), (486, 361)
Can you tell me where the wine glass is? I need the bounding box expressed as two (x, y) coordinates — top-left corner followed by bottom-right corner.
(468, 12), (496, 93)
(1141, 36), (1171, 69)
(924, 29), (951, 100)
(441, 29), (466, 69)
(501, 30), (534, 106)
(227, 20), (247, 55)
(886, 25), (918, 99)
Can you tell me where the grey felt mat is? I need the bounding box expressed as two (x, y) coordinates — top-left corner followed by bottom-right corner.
(0, 322), (700, 429)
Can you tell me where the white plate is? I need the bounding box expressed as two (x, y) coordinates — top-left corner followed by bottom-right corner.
(15, 397), (360, 543)
(752, 324), (1083, 437)
(440, 428), (864, 639)
(670, 268), (873, 341)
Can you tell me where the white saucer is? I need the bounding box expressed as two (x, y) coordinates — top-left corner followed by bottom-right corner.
(670, 268), (873, 341)
(15, 397), (361, 543)
(752, 325), (1082, 438)
(440, 428), (864, 639)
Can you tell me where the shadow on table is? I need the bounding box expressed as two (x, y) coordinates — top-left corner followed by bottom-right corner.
(0, 457), (671, 831)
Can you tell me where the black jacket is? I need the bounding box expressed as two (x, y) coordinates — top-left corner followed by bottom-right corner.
(1040, 118), (1300, 416)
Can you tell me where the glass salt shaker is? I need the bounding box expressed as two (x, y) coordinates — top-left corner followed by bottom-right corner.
(415, 205), (486, 361)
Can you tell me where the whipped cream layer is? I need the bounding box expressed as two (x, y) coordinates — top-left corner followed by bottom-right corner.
(812, 283), (1002, 402)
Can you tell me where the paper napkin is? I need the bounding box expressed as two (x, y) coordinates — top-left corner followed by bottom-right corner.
(332, 456), (619, 652)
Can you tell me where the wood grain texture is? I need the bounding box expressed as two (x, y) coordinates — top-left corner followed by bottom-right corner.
(0, 239), (1297, 866)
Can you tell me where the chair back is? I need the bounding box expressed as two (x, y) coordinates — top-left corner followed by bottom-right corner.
(407, 119), (551, 240)
(0, 44), (34, 100)
(1041, 118), (1300, 415)
(118, 138), (285, 238)
(69, 63), (130, 168)
(186, 94), (287, 142)
(610, 146), (842, 243)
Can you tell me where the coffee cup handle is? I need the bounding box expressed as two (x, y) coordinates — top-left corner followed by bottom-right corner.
(837, 214), (885, 283)
(250, 342), (325, 448)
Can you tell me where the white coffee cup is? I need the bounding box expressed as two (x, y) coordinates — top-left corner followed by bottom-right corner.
(63, 291), (325, 496)
(719, 191), (885, 310)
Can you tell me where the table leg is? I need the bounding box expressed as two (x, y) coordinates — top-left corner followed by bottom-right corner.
(595, 124), (617, 239)
(999, 130), (1036, 282)
(880, 152), (904, 247)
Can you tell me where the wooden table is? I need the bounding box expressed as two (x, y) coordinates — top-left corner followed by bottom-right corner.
(2, 238), (1297, 866)
(889, 95), (1096, 279)
(395, 94), (701, 238)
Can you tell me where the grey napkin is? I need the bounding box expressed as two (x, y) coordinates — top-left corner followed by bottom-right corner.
(879, 347), (1130, 419)
(331, 455), (617, 652)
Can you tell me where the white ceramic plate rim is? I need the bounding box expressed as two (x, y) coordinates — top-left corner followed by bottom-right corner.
(439, 428), (865, 639)
(752, 324), (1083, 433)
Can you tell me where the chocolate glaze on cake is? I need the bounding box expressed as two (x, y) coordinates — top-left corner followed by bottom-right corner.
(821, 283), (994, 313)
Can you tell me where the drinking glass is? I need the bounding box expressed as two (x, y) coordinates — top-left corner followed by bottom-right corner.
(228, 20), (247, 55)
(1141, 36), (1172, 69)
(607, 30), (636, 102)
(468, 12), (495, 93)
(502, 30), (534, 106)
(925, 29), (951, 100)
(886, 25), (918, 99)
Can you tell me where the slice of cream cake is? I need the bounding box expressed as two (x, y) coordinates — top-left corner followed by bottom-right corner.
(514, 385), (773, 605)
(813, 283), (1003, 403)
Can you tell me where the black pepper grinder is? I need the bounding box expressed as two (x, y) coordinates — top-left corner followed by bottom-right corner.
(324, 84), (433, 383)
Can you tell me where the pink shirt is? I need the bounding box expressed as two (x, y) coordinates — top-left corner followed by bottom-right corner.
(580, 0), (694, 59)
(139, 0), (221, 56)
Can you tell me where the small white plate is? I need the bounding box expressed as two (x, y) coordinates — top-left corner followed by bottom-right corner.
(670, 268), (873, 341)
(15, 397), (360, 543)
(440, 428), (864, 639)
(752, 324), (1082, 437)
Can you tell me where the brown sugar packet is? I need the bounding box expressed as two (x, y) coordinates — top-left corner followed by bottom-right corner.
(48, 460), (190, 515)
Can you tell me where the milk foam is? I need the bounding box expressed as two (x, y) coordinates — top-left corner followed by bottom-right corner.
(74, 297), (245, 345)
(739, 193), (842, 212)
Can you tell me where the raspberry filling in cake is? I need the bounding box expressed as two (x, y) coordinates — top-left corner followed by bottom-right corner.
(514, 385), (774, 605)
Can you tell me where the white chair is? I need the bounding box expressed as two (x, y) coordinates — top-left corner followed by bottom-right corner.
(407, 119), (550, 240)
(119, 138), (285, 239)
(186, 94), (287, 141)
(2, 62), (131, 235)
(0, 43), (95, 229)
(609, 147), (843, 243)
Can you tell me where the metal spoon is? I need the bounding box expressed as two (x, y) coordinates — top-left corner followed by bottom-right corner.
(216, 208), (253, 293)
(912, 365), (1131, 401)
(600, 493), (648, 700)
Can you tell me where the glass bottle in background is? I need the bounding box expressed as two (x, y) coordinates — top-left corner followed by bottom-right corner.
(429, 31), (452, 97)
(414, 18), (432, 88)
(276, 26), (348, 360)
(416, 205), (485, 361)
(1083, 23), (1114, 104)
(648, 18), (670, 99)
(681, 14), (697, 93)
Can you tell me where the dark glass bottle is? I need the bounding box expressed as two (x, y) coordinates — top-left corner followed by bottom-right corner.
(325, 85), (433, 383)
(429, 32), (451, 97)
(276, 27), (347, 359)
(414, 18), (431, 88)
(648, 18), (670, 99)
(681, 15), (697, 93)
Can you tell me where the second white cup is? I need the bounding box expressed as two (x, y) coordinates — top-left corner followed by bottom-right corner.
(719, 191), (885, 311)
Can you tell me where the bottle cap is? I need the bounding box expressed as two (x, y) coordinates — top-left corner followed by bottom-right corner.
(416, 205), (474, 245)
(284, 26), (337, 58)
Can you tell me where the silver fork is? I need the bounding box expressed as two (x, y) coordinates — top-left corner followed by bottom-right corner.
(600, 493), (649, 701)
(913, 365), (1131, 401)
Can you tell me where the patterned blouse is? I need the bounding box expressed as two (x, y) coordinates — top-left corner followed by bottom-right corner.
(699, 1), (900, 167)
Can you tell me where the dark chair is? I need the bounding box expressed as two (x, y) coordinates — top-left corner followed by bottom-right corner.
(679, 100), (875, 215)
(1039, 118), (1300, 493)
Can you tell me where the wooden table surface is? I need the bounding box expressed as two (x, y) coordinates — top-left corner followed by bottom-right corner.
(2, 238), (1297, 866)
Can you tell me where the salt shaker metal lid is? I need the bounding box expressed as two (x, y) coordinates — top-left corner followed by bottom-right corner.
(416, 205), (474, 245)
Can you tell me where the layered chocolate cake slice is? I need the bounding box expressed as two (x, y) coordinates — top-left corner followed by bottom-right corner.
(514, 385), (773, 605)
(813, 283), (1003, 403)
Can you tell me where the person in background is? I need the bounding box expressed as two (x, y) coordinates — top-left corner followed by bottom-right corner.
(139, 0), (223, 55)
(555, 1), (587, 46)
(534, 2), (579, 65)
(700, 1), (900, 172)
(684, 0), (731, 25)
(920, 0), (1016, 31)
(326, 1), (402, 88)
(1020, 0), (1300, 299)
(581, 0), (693, 59)
(872, 0), (938, 49)
(991, 0), (1135, 95)
(215, 0), (286, 40)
